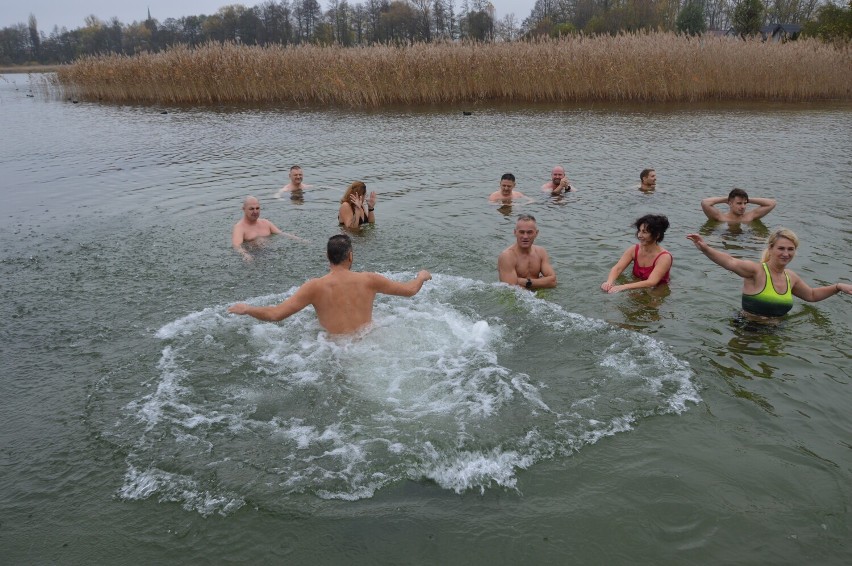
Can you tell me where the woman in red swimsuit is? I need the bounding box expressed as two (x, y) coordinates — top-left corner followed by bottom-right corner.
(601, 214), (672, 294)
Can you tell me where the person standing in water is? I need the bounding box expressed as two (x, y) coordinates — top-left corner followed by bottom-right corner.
(232, 196), (306, 261)
(687, 227), (851, 319)
(489, 173), (534, 205)
(275, 165), (312, 198)
(701, 188), (776, 223)
(498, 214), (557, 290)
(542, 165), (575, 195)
(228, 234), (431, 334)
(638, 168), (656, 192)
(601, 214), (672, 293)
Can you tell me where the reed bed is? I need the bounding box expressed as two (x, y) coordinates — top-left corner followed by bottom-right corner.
(53, 33), (852, 106)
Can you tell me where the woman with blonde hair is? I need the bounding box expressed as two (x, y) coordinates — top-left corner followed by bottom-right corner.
(687, 227), (851, 318)
(338, 181), (376, 229)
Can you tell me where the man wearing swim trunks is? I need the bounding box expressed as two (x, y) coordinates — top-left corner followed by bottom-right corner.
(701, 188), (776, 222)
(228, 234), (432, 334)
(542, 165), (575, 195)
(498, 214), (557, 290)
(275, 165), (312, 198)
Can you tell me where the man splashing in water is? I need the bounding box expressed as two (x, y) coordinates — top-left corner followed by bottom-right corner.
(228, 234), (431, 334)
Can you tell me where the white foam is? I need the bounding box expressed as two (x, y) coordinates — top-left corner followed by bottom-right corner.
(123, 273), (700, 509)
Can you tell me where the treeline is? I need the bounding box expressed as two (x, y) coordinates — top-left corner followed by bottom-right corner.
(2, 0), (850, 66)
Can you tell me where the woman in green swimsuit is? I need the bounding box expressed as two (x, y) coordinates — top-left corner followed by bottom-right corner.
(686, 228), (851, 319)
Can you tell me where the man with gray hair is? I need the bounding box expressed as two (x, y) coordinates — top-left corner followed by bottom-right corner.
(498, 214), (557, 290)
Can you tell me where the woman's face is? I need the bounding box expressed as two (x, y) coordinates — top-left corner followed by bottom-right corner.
(768, 237), (797, 266)
(636, 224), (656, 244)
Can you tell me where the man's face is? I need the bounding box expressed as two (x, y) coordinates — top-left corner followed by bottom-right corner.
(289, 168), (303, 186)
(243, 200), (261, 221)
(551, 167), (565, 185)
(514, 220), (538, 249)
(500, 179), (516, 196)
(643, 171), (656, 187)
(728, 196), (748, 216)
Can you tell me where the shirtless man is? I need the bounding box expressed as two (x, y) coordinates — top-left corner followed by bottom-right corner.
(542, 165), (575, 195)
(275, 165), (312, 198)
(701, 188), (776, 223)
(232, 196), (304, 261)
(489, 173), (534, 204)
(639, 168), (656, 192)
(228, 234), (432, 334)
(498, 214), (557, 290)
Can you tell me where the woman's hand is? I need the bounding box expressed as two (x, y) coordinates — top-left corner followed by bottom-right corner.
(368, 191), (377, 209)
(686, 233), (706, 249)
(600, 281), (614, 292)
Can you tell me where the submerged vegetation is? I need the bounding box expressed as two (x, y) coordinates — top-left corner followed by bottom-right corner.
(52, 33), (851, 107)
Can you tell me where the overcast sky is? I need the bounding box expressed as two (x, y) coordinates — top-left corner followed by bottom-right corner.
(3, 0), (537, 32)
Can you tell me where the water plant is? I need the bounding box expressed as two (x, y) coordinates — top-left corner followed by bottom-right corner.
(51, 33), (852, 107)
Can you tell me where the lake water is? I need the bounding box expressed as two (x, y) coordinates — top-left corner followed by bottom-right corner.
(2, 73), (851, 563)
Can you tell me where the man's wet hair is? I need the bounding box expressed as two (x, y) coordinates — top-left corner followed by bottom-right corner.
(728, 188), (749, 201)
(634, 214), (669, 242)
(501, 173), (516, 182)
(290, 165), (302, 171)
(517, 213), (537, 223)
(640, 168), (654, 182)
(327, 234), (352, 265)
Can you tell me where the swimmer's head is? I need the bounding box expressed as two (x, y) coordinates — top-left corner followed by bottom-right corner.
(242, 196), (261, 220)
(327, 234), (353, 265)
(289, 165), (304, 185)
(762, 227), (798, 263)
(551, 166), (565, 185)
(341, 181), (367, 204)
(634, 214), (669, 242)
(640, 168), (656, 186)
(500, 173), (516, 195)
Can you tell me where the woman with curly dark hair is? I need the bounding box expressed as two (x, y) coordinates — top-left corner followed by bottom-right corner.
(601, 214), (672, 293)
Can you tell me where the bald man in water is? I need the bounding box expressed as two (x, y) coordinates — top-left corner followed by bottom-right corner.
(228, 234), (432, 334)
(542, 165), (575, 195)
(232, 195), (304, 261)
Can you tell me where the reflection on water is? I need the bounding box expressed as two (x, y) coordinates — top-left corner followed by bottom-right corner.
(614, 285), (672, 328)
(698, 219), (771, 248)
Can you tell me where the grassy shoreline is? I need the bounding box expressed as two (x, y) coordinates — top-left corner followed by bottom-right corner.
(51, 34), (852, 107)
(1, 65), (63, 74)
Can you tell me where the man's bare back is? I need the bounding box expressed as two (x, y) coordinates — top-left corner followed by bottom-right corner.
(228, 234), (431, 334)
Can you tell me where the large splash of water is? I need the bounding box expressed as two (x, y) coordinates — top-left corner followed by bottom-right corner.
(120, 274), (699, 515)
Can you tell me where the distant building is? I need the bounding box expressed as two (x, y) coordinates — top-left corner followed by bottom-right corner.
(760, 24), (802, 42)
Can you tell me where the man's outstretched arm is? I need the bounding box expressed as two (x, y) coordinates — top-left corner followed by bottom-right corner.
(228, 281), (316, 322)
(372, 271), (432, 297)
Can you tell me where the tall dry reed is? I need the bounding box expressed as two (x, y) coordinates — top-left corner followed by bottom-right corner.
(51, 33), (852, 106)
